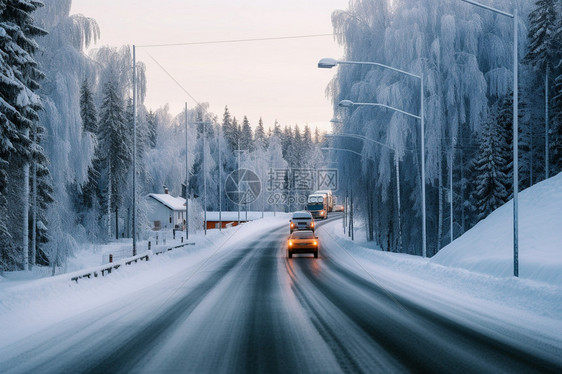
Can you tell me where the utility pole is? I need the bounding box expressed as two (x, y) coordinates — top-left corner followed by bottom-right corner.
(204, 120), (207, 235)
(218, 123), (222, 231)
(237, 137), (241, 225)
(132, 44), (137, 256)
(185, 103), (189, 240)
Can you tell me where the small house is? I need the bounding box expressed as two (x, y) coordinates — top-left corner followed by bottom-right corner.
(146, 189), (186, 230)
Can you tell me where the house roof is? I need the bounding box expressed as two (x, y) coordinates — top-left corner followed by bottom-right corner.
(204, 211), (281, 221)
(148, 193), (186, 211)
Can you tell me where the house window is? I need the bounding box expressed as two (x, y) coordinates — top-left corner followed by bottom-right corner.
(169, 215), (172, 224)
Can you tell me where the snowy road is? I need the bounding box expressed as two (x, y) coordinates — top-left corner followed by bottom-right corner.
(1, 215), (561, 373)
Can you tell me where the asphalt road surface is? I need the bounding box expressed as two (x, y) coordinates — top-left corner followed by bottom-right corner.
(1, 214), (561, 373)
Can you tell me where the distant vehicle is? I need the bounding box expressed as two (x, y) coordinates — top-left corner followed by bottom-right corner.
(288, 230), (319, 258)
(289, 211), (315, 233)
(307, 194), (328, 219)
(314, 190), (333, 212)
(333, 204), (344, 212)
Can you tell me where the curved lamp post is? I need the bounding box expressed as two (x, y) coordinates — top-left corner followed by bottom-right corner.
(326, 133), (403, 251)
(460, 0), (519, 276)
(338, 99), (426, 257)
(319, 58), (427, 258)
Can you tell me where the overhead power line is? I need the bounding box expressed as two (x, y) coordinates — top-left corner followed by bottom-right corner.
(137, 33), (337, 48)
(145, 52), (200, 105)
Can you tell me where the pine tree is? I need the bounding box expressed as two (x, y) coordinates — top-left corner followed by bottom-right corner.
(314, 127), (321, 144)
(303, 125), (312, 148)
(551, 73), (562, 174)
(32, 125), (53, 265)
(472, 109), (510, 222)
(286, 125), (302, 169)
(281, 125), (293, 160)
(272, 120), (281, 138)
(523, 0), (558, 179)
(254, 117), (267, 150)
(0, 0), (50, 270)
(232, 116), (240, 151)
(524, 0), (558, 71)
(495, 92), (515, 195)
(146, 110), (158, 149)
(79, 78), (99, 210)
(97, 80), (131, 239)
(240, 116), (253, 152)
(221, 106), (238, 152)
(80, 79), (97, 134)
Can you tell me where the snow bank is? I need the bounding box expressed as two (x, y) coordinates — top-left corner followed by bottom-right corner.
(0, 215), (290, 349)
(432, 172), (562, 286)
(320, 218), (562, 344)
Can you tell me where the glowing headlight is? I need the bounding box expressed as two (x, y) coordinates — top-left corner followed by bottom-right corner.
(289, 240), (293, 246)
(313, 241), (317, 246)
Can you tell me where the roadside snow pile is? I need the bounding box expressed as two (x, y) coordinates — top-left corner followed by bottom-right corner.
(0, 214), (290, 314)
(431, 172), (562, 286)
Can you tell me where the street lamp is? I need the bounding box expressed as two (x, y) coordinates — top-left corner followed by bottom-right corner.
(338, 98), (425, 257)
(460, 0), (519, 277)
(326, 133), (403, 251)
(132, 45), (138, 256)
(184, 103), (189, 241)
(321, 146), (362, 241)
(319, 58), (427, 257)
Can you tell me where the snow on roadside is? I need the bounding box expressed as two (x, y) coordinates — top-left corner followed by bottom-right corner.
(318, 173), (562, 346)
(0, 214), (289, 348)
(432, 172), (562, 285)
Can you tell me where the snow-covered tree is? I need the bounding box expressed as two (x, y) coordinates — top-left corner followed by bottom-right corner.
(523, 0), (559, 179)
(80, 79), (97, 134)
(221, 106), (238, 153)
(0, 0), (50, 270)
(551, 73), (562, 174)
(33, 0), (100, 268)
(472, 109), (510, 222)
(240, 116), (253, 152)
(79, 78), (99, 211)
(98, 80), (131, 239)
(254, 117), (267, 151)
(146, 109), (158, 149)
(327, 0), (534, 254)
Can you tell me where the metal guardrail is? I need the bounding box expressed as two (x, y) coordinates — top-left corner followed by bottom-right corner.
(71, 242), (195, 283)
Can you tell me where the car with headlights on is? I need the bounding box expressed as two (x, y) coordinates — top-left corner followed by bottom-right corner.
(288, 231), (319, 258)
(289, 211), (315, 233)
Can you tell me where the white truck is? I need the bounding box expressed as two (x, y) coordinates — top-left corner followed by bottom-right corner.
(307, 193), (328, 219)
(314, 190), (333, 212)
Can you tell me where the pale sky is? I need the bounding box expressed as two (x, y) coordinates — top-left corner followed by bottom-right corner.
(70, 0), (349, 132)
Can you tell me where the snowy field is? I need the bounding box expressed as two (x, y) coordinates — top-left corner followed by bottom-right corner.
(1, 174), (562, 351)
